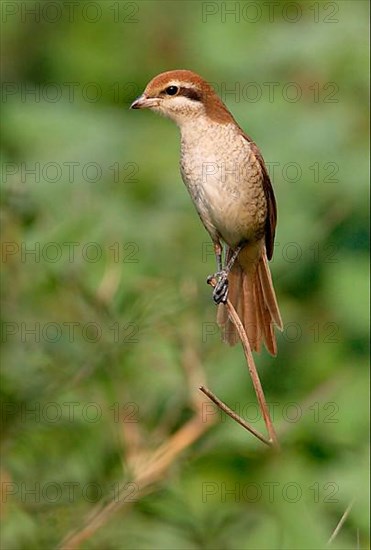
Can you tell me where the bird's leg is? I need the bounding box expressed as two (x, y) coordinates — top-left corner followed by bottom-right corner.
(207, 241), (226, 303)
(207, 243), (242, 305)
(225, 245), (242, 273)
(209, 244), (243, 304)
(215, 241), (223, 274)
(212, 245), (230, 302)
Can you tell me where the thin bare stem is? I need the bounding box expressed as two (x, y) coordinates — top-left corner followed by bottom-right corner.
(327, 498), (355, 545)
(226, 299), (279, 448)
(208, 277), (279, 450)
(199, 385), (271, 447)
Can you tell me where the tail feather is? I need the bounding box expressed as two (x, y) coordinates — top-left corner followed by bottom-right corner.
(244, 271), (260, 352)
(253, 277), (264, 353)
(217, 245), (282, 355)
(257, 253), (283, 330)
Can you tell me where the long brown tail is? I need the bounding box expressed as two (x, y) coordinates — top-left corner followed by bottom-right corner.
(217, 245), (283, 355)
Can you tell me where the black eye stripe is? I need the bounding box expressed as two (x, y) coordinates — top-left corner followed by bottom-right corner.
(178, 87), (202, 102)
(162, 86), (202, 102)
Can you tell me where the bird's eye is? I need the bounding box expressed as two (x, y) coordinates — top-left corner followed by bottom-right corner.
(165, 86), (179, 96)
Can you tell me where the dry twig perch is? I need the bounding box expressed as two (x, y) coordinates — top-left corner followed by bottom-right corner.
(202, 277), (280, 450)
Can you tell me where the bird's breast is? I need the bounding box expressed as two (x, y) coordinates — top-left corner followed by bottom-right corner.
(179, 121), (267, 247)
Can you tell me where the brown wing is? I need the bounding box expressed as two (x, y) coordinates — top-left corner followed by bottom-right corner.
(241, 133), (277, 261)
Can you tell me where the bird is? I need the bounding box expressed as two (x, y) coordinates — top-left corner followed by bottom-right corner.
(130, 69), (283, 355)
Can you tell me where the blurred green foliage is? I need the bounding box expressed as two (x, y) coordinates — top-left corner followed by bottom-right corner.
(1, 1), (369, 548)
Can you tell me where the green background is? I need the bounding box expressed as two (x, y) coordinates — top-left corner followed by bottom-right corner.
(1, 1), (369, 548)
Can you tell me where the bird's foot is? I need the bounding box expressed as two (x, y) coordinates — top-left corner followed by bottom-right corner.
(207, 270), (229, 304)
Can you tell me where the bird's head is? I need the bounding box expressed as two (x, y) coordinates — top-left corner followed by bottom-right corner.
(130, 70), (233, 126)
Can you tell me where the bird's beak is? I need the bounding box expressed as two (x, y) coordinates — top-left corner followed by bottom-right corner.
(130, 94), (159, 109)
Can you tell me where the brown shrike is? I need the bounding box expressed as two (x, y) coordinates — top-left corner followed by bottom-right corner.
(131, 70), (283, 355)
